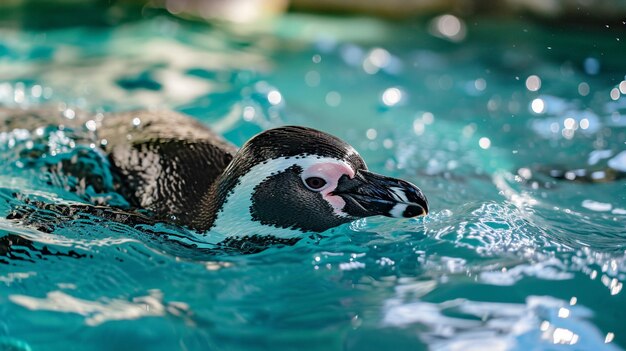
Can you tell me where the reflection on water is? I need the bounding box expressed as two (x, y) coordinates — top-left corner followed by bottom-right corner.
(0, 11), (625, 351)
(383, 295), (620, 350)
(9, 289), (191, 327)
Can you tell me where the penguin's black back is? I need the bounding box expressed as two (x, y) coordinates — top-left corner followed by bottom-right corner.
(0, 108), (237, 224)
(98, 111), (237, 222)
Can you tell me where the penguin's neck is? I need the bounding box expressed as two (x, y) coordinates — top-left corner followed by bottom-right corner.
(190, 156), (320, 243)
(189, 182), (221, 233)
(188, 184), (305, 249)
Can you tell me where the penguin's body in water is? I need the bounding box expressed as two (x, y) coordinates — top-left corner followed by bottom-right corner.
(97, 110), (238, 228)
(1, 108), (429, 247)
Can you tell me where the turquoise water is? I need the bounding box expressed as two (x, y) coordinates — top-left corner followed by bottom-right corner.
(1, 12), (626, 351)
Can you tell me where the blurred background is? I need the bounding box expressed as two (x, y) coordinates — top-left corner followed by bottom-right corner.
(2, 0), (626, 25)
(1, 1), (625, 351)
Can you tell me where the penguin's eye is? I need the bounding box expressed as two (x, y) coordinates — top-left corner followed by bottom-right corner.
(305, 177), (327, 190)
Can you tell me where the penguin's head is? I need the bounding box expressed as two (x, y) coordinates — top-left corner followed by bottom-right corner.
(210, 126), (428, 237)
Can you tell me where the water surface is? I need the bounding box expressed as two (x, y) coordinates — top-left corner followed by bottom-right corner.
(0, 12), (625, 351)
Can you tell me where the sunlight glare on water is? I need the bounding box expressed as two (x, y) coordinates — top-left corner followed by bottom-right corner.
(0, 10), (625, 351)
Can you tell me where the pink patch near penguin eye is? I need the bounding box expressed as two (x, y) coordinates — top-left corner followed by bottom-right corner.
(301, 161), (355, 216)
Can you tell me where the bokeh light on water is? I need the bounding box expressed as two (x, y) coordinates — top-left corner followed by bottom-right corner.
(0, 4), (625, 351)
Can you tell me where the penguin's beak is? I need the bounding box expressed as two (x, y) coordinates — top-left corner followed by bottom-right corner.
(332, 170), (429, 219)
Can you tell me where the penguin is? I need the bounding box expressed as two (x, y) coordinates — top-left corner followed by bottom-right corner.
(1, 108), (429, 247)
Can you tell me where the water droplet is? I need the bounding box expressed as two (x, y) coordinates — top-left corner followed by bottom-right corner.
(610, 88), (620, 100)
(366, 128), (377, 140)
(63, 109), (75, 120)
(382, 87), (403, 106)
(552, 328), (579, 345)
(340, 44), (364, 66)
(580, 118), (590, 130)
(550, 122), (560, 133)
(610, 279), (622, 295)
(462, 123), (476, 138)
(421, 112), (434, 124)
(517, 168), (532, 179)
(413, 120), (425, 135)
(531, 98), (545, 114)
(43, 87), (53, 99)
(525, 75), (541, 91)
(584, 57), (600, 75)
(31, 85), (42, 98)
(242, 106), (255, 121)
(430, 14), (466, 42)
(578, 82), (590, 96)
(85, 120), (97, 131)
(474, 78), (487, 91)
(479, 137), (491, 149)
(325, 91), (341, 107)
(304, 71), (320, 87)
(267, 90), (282, 105)
(13, 82), (25, 104)
(562, 129), (575, 139)
(368, 48), (390, 68)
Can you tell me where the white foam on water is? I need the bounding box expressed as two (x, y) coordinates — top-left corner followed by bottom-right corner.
(382, 295), (621, 351)
(582, 200), (613, 212)
(9, 289), (189, 327)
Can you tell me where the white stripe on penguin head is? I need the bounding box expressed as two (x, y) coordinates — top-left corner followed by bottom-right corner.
(208, 155), (355, 242)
